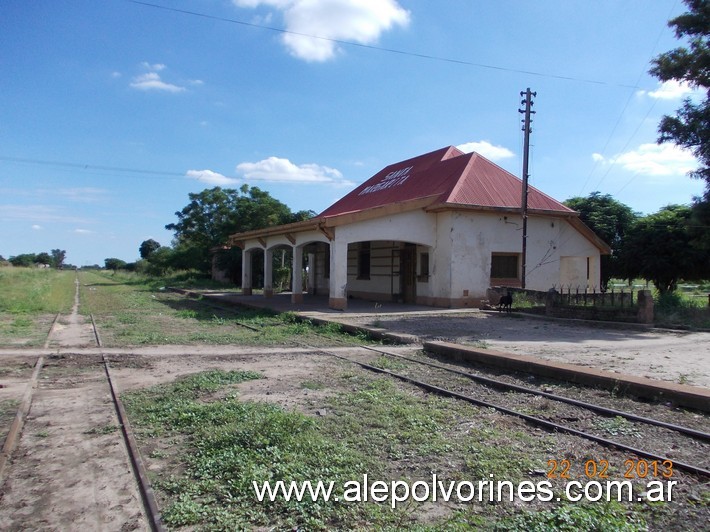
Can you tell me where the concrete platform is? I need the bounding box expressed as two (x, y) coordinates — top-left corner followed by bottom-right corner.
(171, 290), (710, 412)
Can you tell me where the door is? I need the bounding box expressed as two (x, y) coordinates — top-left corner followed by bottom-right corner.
(400, 244), (417, 304)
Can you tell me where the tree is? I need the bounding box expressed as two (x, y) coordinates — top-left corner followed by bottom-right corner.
(139, 239), (161, 259)
(51, 249), (66, 269)
(165, 186), (312, 274)
(34, 252), (51, 265)
(104, 258), (127, 271)
(651, 0), (710, 184)
(621, 205), (707, 294)
(9, 253), (36, 267)
(564, 192), (638, 287)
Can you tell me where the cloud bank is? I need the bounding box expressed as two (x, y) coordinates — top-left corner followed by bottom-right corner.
(593, 143), (698, 178)
(233, 0), (410, 61)
(186, 157), (353, 187)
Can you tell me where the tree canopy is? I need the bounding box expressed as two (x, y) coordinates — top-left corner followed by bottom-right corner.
(620, 205), (706, 294)
(564, 192), (638, 287)
(51, 249), (66, 269)
(650, 0), (710, 192)
(164, 185), (314, 273)
(104, 258), (127, 271)
(139, 239), (161, 259)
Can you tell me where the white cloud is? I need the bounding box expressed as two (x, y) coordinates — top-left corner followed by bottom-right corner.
(141, 62), (166, 71)
(641, 79), (695, 100)
(595, 143), (698, 178)
(74, 229), (96, 235)
(31, 224), (42, 230)
(130, 72), (186, 93)
(457, 140), (515, 161)
(233, 0), (410, 62)
(129, 63), (191, 93)
(186, 169), (241, 186)
(236, 156), (354, 186)
(591, 152), (605, 162)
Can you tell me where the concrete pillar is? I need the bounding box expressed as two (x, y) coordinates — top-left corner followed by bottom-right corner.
(241, 249), (252, 296)
(329, 239), (348, 310)
(263, 248), (273, 298)
(637, 290), (654, 324)
(307, 252), (316, 295)
(291, 246), (304, 304)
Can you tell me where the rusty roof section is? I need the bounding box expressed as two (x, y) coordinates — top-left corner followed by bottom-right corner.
(318, 146), (575, 218)
(227, 146), (609, 253)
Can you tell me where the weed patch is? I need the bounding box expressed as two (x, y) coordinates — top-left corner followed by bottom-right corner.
(123, 370), (393, 529)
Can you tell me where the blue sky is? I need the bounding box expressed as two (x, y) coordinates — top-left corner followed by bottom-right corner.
(1, 0), (705, 266)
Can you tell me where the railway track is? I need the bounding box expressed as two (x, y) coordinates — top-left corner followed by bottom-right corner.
(0, 278), (165, 532)
(188, 294), (710, 479)
(5, 287), (706, 528)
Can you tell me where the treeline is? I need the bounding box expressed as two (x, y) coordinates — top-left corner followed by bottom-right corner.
(1, 249), (70, 269)
(564, 192), (709, 294)
(107, 185), (314, 282)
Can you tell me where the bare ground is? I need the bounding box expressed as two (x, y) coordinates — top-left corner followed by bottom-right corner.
(325, 311), (710, 388)
(1, 300), (709, 530)
(0, 354), (148, 531)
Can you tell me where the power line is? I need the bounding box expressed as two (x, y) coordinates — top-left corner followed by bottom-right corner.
(127, 0), (640, 89)
(578, 0), (679, 196)
(0, 155), (188, 180)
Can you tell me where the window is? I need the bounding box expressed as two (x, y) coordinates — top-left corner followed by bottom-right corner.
(357, 242), (371, 279)
(491, 254), (519, 279)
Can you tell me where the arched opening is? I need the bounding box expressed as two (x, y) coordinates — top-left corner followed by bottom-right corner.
(345, 240), (431, 304)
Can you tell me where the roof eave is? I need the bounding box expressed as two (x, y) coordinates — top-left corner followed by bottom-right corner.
(322, 195), (441, 227)
(226, 218), (323, 247)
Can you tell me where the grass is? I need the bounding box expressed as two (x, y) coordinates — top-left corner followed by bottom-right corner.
(0, 267), (76, 314)
(124, 369), (661, 530)
(123, 370), (392, 530)
(592, 416), (640, 437)
(0, 399), (20, 442)
(0, 267), (77, 345)
(78, 270), (371, 347)
(654, 289), (710, 329)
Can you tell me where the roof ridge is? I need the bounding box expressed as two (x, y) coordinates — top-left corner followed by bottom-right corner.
(439, 152), (477, 205)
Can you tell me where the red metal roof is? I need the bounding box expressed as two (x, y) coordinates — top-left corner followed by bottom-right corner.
(319, 146), (574, 218)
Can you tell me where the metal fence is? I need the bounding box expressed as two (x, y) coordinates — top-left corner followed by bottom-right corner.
(551, 285), (637, 308)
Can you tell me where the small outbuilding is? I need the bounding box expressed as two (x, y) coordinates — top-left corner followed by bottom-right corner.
(227, 146), (610, 310)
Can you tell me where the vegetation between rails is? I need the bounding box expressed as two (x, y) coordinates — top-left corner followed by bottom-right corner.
(124, 369), (656, 531)
(0, 268), (76, 346)
(78, 270), (369, 347)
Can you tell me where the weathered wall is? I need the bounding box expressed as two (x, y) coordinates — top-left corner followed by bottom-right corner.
(449, 212), (602, 301)
(238, 209), (602, 309)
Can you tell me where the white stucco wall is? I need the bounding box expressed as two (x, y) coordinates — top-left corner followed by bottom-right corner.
(238, 208), (602, 307)
(449, 212), (602, 298)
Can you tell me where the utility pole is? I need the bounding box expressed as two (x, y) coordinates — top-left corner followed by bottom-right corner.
(519, 88), (536, 289)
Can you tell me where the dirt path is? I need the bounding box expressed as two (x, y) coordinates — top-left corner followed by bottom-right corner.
(0, 276), (149, 531)
(0, 355), (147, 531)
(45, 277), (96, 349)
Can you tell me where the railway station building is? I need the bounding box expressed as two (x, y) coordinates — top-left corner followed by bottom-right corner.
(226, 146), (610, 310)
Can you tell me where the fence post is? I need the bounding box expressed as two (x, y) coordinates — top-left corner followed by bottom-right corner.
(545, 288), (559, 316)
(637, 290), (654, 324)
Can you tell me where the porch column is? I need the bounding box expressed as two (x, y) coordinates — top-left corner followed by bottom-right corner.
(291, 245), (303, 304)
(263, 248), (273, 297)
(307, 252), (316, 295)
(241, 249), (252, 295)
(329, 239), (348, 310)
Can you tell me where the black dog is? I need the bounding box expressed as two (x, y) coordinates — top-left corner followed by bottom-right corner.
(498, 292), (513, 312)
